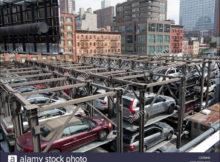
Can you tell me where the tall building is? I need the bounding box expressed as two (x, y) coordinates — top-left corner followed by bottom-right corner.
(180, 0), (218, 35)
(94, 6), (114, 29)
(170, 25), (183, 54)
(115, 0), (170, 55)
(76, 30), (121, 56)
(60, 0), (75, 14)
(101, 0), (111, 9)
(60, 14), (76, 61)
(216, 0), (220, 36)
(75, 8), (98, 31)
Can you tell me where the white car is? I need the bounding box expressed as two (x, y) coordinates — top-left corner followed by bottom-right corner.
(194, 80), (216, 93)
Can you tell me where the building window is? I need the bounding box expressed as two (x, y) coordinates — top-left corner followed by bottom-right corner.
(67, 40), (73, 46)
(137, 35), (146, 44)
(164, 25), (170, 32)
(66, 17), (72, 23)
(90, 49), (93, 54)
(148, 23), (156, 32)
(126, 35), (133, 43)
(77, 49), (80, 54)
(157, 24), (163, 32)
(156, 35), (163, 43)
(60, 17), (64, 22)
(61, 25), (64, 30)
(77, 34), (79, 39)
(81, 35), (84, 40)
(67, 33), (73, 38)
(61, 40), (65, 46)
(61, 33), (64, 39)
(68, 48), (73, 52)
(156, 46), (163, 53)
(93, 42), (96, 46)
(93, 35), (96, 39)
(148, 35), (155, 43)
(66, 25), (73, 31)
(148, 46), (155, 54)
(125, 25), (133, 33)
(90, 42), (92, 46)
(90, 35), (92, 39)
(137, 24), (146, 33)
(77, 42), (80, 46)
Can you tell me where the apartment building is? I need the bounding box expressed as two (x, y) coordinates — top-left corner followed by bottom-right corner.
(76, 30), (121, 56)
(115, 0), (171, 55)
(170, 25), (184, 53)
(60, 0), (75, 14)
(60, 13), (76, 61)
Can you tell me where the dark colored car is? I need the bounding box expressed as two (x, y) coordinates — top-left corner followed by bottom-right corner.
(16, 116), (112, 152)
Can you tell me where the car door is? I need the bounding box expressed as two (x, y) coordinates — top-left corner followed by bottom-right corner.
(144, 128), (163, 148)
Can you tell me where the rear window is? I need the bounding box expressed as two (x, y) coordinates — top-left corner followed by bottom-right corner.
(123, 99), (132, 109)
(123, 133), (133, 144)
(40, 126), (51, 138)
(38, 108), (66, 119)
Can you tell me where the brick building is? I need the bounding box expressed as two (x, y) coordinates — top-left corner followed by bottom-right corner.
(76, 30), (121, 56)
(60, 13), (76, 61)
(170, 25), (183, 53)
(115, 0), (171, 55)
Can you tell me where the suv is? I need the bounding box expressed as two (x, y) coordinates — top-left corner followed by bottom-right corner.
(112, 122), (173, 152)
(121, 92), (176, 124)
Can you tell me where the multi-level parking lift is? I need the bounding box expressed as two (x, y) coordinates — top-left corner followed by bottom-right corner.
(0, 63), (124, 152)
(29, 59), (190, 151)
(0, 54), (219, 153)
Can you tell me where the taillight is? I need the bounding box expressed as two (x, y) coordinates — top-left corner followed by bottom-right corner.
(108, 123), (112, 129)
(126, 145), (135, 151)
(101, 101), (107, 105)
(130, 100), (136, 114)
(24, 149), (33, 153)
(7, 129), (12, 134)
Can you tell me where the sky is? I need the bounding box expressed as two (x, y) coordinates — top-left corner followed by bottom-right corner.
(76, 0), (180, 24)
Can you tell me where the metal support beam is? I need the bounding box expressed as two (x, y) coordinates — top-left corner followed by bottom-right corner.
(177, 76), (186, 148)
(199, 62), (206, 111)
(116, 89), (123, 152)
(139, 89), (145, 152)
(205, 61), (212, 107)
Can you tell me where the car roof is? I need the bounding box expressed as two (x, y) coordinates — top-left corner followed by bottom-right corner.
(25, 94), (46, 100)
(124, 91), (156, 99)
(43, 115), (83, 130)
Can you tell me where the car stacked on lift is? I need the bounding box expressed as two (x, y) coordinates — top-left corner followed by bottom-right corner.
(0, 57), (219, 153)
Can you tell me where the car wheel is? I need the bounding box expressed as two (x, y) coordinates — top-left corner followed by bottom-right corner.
(144, 146), (148, 152)
(49, 149), (60, 153)
(167, 105), (174, 114)
(167, 131), (173, 140)
(99, 129), (108, 141)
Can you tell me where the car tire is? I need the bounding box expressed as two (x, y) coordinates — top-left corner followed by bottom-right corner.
(49, 149), (60, 153)
(167, 131), (173, 140)
(167, 105), (174, 114)
(144, 146), (148, 152)
(98, 129), (108, 141)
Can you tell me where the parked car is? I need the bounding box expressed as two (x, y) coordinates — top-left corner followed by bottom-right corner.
(194, 80), (216, 94)
(120, 92), (176, 124)
(1, 94), (68, 146)
(112, 122), (173, 152)
(153, 68), (182, 82)
(2, 74), (27, 83)
(16, 116), (113, 152)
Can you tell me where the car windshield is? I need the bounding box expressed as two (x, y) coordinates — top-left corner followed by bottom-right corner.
(40, 126), (51, 138)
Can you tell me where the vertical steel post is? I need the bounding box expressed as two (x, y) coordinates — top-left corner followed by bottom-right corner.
(205, 61), (212, 107)
(11, 99), (22, 138)
(116, 89), (123, 152)
(199, 62), (206, 111)
(139, 89), (145, 152)
(27, 107), (41, 152)
(177, 76), (186, 148)
(87, 82), (94, 116)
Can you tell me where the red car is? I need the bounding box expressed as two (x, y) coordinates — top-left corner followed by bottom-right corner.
(16, 116), (112, 152)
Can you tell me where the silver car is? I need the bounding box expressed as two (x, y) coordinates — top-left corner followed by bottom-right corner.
(122, 92), (176, 124)
(93, 89), (108, 111)
(123, 122), (174, 152)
